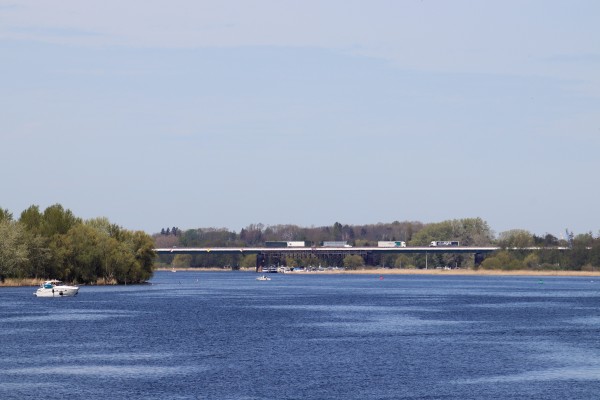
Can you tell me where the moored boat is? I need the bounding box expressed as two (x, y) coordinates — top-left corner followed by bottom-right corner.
(34, 280), (79, 297)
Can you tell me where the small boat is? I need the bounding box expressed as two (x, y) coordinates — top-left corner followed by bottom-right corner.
(256, 275), (271, 281)
(34, 280), (79, 297)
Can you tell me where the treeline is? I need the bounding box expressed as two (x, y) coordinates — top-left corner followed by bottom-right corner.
(0, 205), (155, 284)
(154, 220), (427, 249)
(154, 218), (600, 271)
(480, 229), (600, 271)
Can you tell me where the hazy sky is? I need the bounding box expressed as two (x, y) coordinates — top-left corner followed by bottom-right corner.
(2, 0), (599, 237)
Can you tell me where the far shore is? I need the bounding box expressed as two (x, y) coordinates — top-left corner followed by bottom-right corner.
(3, 267), (598, 287)
(157, 267), (600, 277)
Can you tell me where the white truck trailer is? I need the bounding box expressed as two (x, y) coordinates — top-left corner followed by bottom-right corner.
(377, 241), (407, 248)
(322, 241), (352, 247)
(429, 241), (460, 247)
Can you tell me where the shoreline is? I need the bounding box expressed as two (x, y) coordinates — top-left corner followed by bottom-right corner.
(3, 268), (598, 287)
(158, 267), (600, 277)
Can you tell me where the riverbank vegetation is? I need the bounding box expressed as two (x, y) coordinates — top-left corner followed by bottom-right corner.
(0, 205), (154, 284)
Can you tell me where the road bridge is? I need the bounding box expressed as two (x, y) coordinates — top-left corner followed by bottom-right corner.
(155, 246), (501, 256)
(155, 246), (507, 269)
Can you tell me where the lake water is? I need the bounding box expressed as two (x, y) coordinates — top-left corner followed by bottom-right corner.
(2, 271), (600, 399)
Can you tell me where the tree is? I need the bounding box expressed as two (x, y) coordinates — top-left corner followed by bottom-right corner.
(588, 237), (600, 269)
(332, 222), (343, 241)
(85, 217), (113, 235)
(453, 218), (494, 246)
(0, 220), (29, 279)
(60, 224), (103, 283)
(408, 218), (493, 269)
(533, 233), (559, 247)
(96, 234), (124, 282)
(0, 208), (13, 223)
(410, 218), (493, 247)
(41, 204), (80, 237)
(523, 253), (540, 270)
(497, 230), (534, 249)
(153, 233), (180, 249)
(123, 230), (155, 283)
(569, 233), (594, 269)
(480, 251), (523, 270)
(394, 254), (414, 269)
(19, 205), (42, 234)
(22, 230), (51, 279)
(172, 254), (192, 268)
(240, 254), (257, 269)
(410, 220), (454, 246)
(343, 255), (365, 270)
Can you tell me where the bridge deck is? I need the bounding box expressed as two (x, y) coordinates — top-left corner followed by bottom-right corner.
(155, 246), (502, 255)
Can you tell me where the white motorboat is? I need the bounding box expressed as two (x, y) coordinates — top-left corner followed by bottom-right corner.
(34, 280), (79, 297)
(256, 275), (271, 281)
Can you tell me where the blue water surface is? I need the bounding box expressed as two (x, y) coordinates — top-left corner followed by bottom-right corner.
(2, 271), (600, 399)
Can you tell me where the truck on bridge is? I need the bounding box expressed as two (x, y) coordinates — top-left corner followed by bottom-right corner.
(430, 241), (460, 247)
(265, 241), (310, 248)
(322, 241), (352, 247)
(378, 241), (407, 248)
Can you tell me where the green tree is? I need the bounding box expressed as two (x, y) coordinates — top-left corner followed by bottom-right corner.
(0, 220), (29, 279)
(343, 254), (365, 270)
(589, 237), (600, 268)
(480, 251), (523, 270)
(453, 218), (494, 246)
(240, 254), (257, 269)
(410, 220), (454, 246)
(497, 229), (534, 249)
(120, 230), (155, 283)
(394, 254), (414, 269)
(85, 217), (113, 235)
(22, 230), (51, 279)
(44, 220), (155, 284)
(410, 218), (493, 247)
(569, 233), (594, 269)
(20, 205), (43, 234)
(409, 218), (493, 269)
(523, 253), (540, 270)
(0, 208), (13, 223)
(41, 204), (81, 237)
(332, 222), (343, 241)
(173, 254), (192, 268)
(47, 233), (73, 280)
(60, 224), (103, 283)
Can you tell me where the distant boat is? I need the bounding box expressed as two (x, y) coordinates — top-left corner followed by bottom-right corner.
(34, 280), (79, 297)
(256, 275), (271, 281)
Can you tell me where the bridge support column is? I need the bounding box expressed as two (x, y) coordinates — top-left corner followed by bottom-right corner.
(256, 253), (266, 272)
(474, 252), (485, 267)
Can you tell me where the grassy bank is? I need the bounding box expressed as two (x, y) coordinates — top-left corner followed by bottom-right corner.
(0, 277), (122, 287)
(0, 278), (41, 287)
